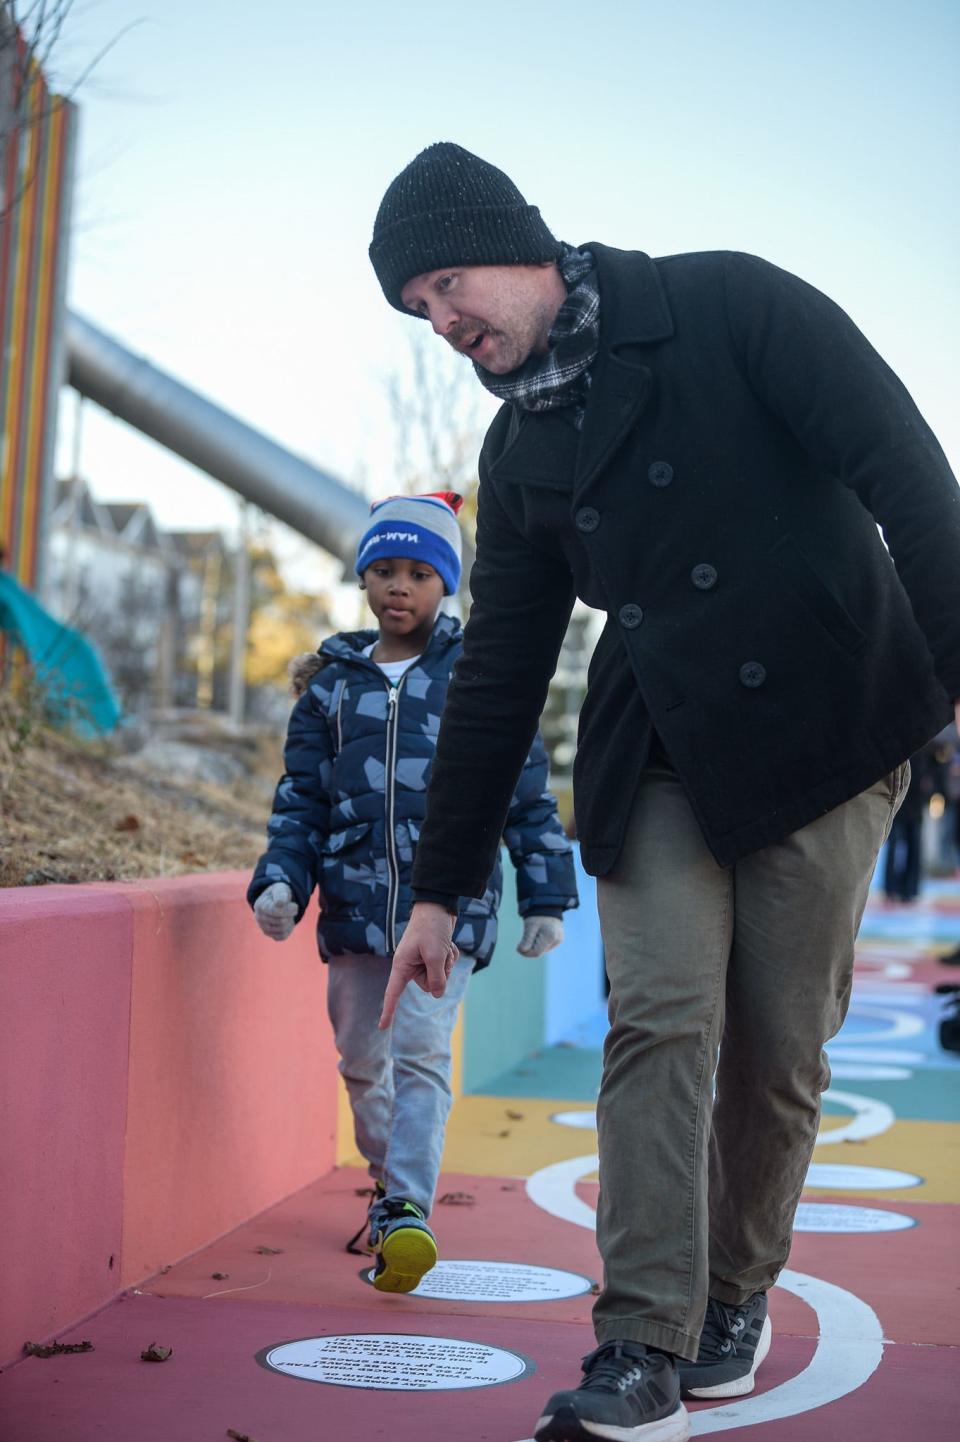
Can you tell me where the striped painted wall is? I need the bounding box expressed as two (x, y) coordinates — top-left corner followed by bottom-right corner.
(0, 25), (77, 592)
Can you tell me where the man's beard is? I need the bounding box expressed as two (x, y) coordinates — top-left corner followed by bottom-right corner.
(448, 321), (538, 376)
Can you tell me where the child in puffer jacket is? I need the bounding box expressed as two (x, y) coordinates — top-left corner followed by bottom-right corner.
(248, 491), (578, 1295)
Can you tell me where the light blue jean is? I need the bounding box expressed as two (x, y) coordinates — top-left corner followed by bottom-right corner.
(325, 952), (474, 1217)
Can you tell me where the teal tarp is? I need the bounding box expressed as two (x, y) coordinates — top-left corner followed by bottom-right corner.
(0, 573), (121, 734)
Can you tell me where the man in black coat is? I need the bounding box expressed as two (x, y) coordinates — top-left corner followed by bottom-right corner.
(370, 143), (960, 1442)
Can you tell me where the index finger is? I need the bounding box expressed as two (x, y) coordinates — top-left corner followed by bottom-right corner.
(379, 968), (407, 1030)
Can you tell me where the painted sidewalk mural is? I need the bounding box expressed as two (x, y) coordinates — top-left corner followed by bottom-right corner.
(2, 881), (957, 1439)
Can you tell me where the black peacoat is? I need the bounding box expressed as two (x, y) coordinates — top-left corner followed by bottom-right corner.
(412, 244), (960, 899)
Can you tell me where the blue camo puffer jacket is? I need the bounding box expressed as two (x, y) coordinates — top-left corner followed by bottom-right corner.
(247, 613), (577, 968)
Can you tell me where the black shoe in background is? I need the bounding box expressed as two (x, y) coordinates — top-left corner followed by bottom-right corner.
(677, 1291), (771, 1399)
(344, 1179), (386, 1255)
(534, 1339), (689, 1441)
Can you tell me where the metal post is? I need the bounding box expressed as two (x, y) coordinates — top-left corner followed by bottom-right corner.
(228, 501), (250, 725)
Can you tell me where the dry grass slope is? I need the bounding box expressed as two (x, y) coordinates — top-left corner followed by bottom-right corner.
(0, 692), (281, 889)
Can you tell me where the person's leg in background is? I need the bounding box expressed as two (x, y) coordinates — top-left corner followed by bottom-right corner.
(384, 951), (474, 1214)
(372, 951), (473, 1292)
(326, 954), (394, 1192)
(327, 950), (473, 1291)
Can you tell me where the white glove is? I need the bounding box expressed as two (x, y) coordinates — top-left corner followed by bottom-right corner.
(517, 915), (564, 957)
(253, 881), (298, 942)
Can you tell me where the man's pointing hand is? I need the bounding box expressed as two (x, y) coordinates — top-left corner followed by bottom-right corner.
(379, 902), (459, 1029)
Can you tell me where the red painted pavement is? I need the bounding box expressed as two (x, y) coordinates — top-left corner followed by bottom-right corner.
(2, 878), (958, 1439)
(147, 1169), (601, 1326)
(1, 1290), (955, 1442)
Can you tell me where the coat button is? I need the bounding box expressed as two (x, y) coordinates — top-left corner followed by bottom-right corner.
(691, 564), (718, 590)
(739, 662), (767, 688)
(575, 506), (600, 534)
(619, 603), (644, 630)
(648, 460), (674, 488)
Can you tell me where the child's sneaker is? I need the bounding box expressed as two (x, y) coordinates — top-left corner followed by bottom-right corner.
(369, 1197), (438, 1293)
(344, 1180), (386, 1255)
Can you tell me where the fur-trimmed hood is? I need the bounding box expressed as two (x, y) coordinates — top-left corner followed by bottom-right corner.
(288, 651), (325, 699)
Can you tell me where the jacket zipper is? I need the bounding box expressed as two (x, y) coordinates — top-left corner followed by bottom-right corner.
(333, 631), (454, 951)
(384, 672), (409, 953)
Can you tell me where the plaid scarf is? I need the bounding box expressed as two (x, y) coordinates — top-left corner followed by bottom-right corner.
(474, 245), (599, 424)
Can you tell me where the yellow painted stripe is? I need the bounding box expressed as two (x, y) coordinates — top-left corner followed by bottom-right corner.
(336, 1074), (357, 1167)
(449, 1008), (464, 1100)
(435, 1095), (960, 1204)
(0, 68), (42, 566)
(19, 94), (66, 585)
(810, 1117), (960, 1204)
(440, 1095), (601, 1178)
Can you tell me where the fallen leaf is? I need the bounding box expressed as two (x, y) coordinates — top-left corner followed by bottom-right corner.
(254, 1246), (283, 1255)
(505, 1109), (525, 1121)
(500, 1183), (520, 1192)
(437, 1191), (476, 1207)
(159, 1264), (172, 1275)
(23, 1340), (94, 1358)
(114, 814), (140, 832)
(590, 1282), (601, 1295)
(140, 1343), (173, 1362)
(211, 1272), (230, 1280)
(497, 1129), (511, 1138)
(227, 1430), (259, 1442)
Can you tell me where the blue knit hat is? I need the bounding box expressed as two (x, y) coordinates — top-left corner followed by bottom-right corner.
(355, 491), (463, 595)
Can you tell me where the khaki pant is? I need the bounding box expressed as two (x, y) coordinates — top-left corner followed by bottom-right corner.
(592, 760), (908, 1359)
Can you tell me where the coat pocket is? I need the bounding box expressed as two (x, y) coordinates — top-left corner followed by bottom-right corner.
(321, 821), (374, 857)
(771, 534), (867, 655)
(319, 821), (380, 914)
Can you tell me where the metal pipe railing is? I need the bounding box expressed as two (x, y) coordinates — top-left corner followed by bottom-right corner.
(65, 311), (370, 566)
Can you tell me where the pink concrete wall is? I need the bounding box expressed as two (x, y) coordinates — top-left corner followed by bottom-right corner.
(0, 887), (132, 1367)
(0, 872), (340, 1367)
(119, 873), (337, 1285)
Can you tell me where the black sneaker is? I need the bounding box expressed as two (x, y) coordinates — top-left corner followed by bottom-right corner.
(344, 1180), (386, 1255)
(677, 1291), (771, 1399)
(534, 1340), (690, 1442)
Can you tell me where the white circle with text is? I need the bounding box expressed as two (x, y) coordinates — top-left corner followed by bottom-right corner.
(259, 1333), (534, 1390)
(805, 1162), (923, 1190)
(794, 1202), (916, 1232)
(364, 1259), (595, 1303)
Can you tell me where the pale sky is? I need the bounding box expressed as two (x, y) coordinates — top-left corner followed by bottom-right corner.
(52, 0), (959, 562)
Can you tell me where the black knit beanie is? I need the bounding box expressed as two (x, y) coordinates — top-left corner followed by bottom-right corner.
(369, 142), (562, 313)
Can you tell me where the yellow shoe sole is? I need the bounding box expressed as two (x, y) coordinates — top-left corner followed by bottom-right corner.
(372, 1226), (438, 1294)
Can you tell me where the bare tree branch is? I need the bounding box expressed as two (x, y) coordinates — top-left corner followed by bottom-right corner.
(1, 1), (136, 221)
(382, 326), (490, 593)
